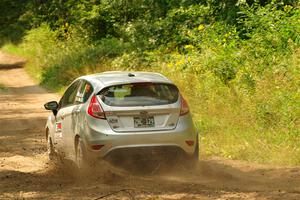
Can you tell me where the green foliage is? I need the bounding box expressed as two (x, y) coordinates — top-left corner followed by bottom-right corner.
(2, 0), (300, 165)
(0, 0), (31, 45)
(37, 30), (130, 89)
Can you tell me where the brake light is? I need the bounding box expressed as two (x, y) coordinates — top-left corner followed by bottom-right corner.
(87, 95), (106, 119)
(180, 95), (189, 116)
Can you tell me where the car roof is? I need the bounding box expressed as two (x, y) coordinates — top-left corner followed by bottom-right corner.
(80, 71), (173, 88)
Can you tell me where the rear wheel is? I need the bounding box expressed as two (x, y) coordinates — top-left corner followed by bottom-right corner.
(75, 138), (94, 172)
(75, 138), (85, 170)
(47, 132), (56, 160)
(193, 136), (199, 161)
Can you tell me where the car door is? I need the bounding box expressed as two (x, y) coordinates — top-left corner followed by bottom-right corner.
(65, 80), (94, 158)
(73, 80), (94, 137)
(55, 80), (82, 156)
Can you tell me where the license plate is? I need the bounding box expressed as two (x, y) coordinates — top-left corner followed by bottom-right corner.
(134, 116), (155, 128)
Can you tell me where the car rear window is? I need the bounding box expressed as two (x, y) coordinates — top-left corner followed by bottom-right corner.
(99, 82), (179, 106)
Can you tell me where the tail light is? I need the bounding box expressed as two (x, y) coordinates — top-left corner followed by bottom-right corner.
(185, 140), (194, 146)
(180, 94), (190, 116)
(87, 95), (106, 119)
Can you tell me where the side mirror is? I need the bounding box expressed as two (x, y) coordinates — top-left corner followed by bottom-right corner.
(44, 101), (58, 115)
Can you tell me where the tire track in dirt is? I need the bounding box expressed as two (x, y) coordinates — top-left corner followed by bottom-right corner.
(1, 51), (300, 199)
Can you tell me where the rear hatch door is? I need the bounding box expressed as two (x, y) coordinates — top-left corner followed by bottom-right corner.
(98, 82), (180, 132)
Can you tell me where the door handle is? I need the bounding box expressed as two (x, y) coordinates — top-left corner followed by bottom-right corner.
(60, 113), (65, 120)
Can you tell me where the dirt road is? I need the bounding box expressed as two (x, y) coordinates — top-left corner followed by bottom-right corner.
(1, 52), (300, 199)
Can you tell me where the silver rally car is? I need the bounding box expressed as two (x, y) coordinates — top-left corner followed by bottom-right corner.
(44, 71), (199, 169)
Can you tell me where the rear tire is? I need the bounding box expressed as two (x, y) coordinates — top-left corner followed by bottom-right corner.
(47, 133), (56, 160)
(75, 138), (94, 172)
(75, 138), (85, 170)
(193, 136), (199, 161)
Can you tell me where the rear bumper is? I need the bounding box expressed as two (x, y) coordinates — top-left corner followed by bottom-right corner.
(82, 114), (197, 159)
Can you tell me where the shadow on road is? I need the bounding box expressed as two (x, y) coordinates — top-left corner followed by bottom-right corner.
(0, 62), (25, 69)
(0, 51), (26, 70)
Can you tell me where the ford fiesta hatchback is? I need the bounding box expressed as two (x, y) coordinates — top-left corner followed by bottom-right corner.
(44, 72), (199, 169)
